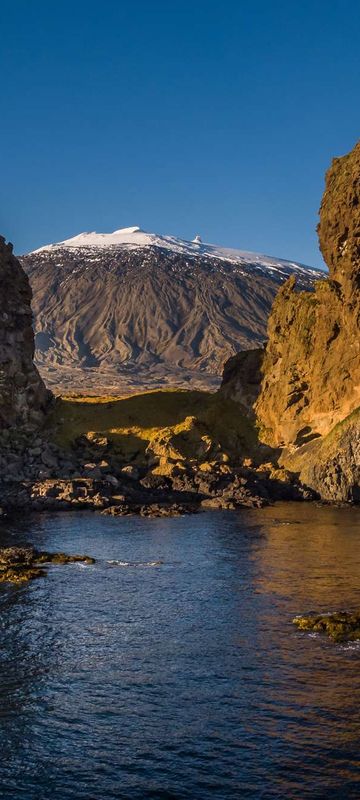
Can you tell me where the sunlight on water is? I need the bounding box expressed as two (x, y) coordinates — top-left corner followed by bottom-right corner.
(1, 503), (360, 799)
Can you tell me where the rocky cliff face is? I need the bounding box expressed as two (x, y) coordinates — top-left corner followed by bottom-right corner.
(219, 348), (264, 417)
(253, 272), (360, 447)
(0, 236), (50, 429)
(317, 142), (360, 286)
(221, 140), (360, 501)
(254, 141), (360, 449)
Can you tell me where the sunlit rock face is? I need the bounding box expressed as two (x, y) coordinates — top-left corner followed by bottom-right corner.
(254, 140), (360, 450)
(0, 236), (51, 429)
(317, 140), (360, 287)
(221, 140), (360, 502)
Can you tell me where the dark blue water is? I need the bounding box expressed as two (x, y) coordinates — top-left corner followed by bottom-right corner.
(1, 504), (360, 799)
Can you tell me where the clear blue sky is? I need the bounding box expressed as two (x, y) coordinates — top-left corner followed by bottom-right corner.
(1, 0), (359, 266)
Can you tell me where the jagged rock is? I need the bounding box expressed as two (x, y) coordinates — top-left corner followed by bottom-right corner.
(102, 503), (133, 516)
(220, 140), (360, 503)
(253, 272), (360, 447)
(220, 348), (264, 415)
(317, 141), (360, 285)
(254, 142), (360, 448)
(121, 465), (140, 480)
(103, 501), (199, 517)
(285, 409), (360, 502)
(0, 236), (51, 429)
(139, 503), (198, 517)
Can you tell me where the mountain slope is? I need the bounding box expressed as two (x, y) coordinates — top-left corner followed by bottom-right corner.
(21, 227), (322, 394)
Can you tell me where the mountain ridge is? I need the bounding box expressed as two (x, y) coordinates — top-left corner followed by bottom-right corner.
(21, 228), (323, 395)
(29, 226), (322, 276)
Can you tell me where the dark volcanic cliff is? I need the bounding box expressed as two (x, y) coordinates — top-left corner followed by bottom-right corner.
(221, 140), (360, 502)
(0, 236), (50, 429)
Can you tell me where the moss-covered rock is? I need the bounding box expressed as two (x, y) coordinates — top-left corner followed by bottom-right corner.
(282, 406), (360, 502)
(50, 389), (259, 475)
(293, 611), (360, 643)
(254, 141), (360, 450)
(220, 140), (360, 503)
(0, 546), (95, 584)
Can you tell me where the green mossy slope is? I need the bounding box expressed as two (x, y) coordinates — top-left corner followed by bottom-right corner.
(48, 388), (259, 472)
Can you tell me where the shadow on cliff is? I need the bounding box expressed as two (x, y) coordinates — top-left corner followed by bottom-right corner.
(47, 387), (261, 473)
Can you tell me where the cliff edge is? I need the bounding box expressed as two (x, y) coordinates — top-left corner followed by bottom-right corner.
(221, 140), (360, 501)
(0, 236), (51, 429)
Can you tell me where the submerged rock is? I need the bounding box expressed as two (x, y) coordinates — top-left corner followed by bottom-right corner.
(139, 502), (199, 517)
(293, 611), (360, 643)
(0, 546), (95, 584)
(107, 559), (163, 567)
(102, 501), (199, 517)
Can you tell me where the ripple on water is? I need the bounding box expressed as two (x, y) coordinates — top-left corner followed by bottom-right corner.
(0, 504), (360, 799)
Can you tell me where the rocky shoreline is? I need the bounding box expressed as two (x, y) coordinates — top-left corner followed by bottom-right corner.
(0, 424), (316, 519)
(0, 546), (95, 584)
(1, 142), (360, 514)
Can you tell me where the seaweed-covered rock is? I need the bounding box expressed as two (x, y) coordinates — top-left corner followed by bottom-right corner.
(0, 546), (95, 584)
(293, 611), (360, 643)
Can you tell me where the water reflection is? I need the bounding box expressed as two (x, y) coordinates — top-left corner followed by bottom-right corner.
(0, 506), (360, 798)
(252, 503), (360, 607)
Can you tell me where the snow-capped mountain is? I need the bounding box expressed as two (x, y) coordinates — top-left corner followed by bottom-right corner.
(33, 225), (320, 279)
(21, 227), (324, 394)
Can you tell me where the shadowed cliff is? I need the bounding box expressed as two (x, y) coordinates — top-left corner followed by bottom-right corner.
(0, 236), (51, 429)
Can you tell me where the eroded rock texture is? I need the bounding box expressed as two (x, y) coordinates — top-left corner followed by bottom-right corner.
(317, 141), (360, 286)
(254, 141), (360, 450)
(219, 348), (264, 417)
(221, 139), (360, 502)
(0, 236), (50, 428)
(253, 273), (360, 447)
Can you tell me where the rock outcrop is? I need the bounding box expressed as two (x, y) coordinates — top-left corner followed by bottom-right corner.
(221, 140), (360, 502)
(317, 141), (360, 287)
(0, 546), (95, 584)
(253, 143), (360, 449)
(293, 610), (360, 643)
(0, 236), (51, 429)
(253, 273), (360, 447)
(219, 348), (264, 417)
